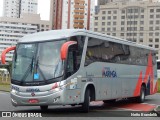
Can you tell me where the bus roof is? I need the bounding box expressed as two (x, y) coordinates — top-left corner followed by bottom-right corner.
(19, 29), (156, 51)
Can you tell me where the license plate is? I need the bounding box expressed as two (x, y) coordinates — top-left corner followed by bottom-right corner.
(28, 99), (39, 104)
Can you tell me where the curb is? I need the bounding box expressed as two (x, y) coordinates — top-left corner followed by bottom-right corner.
(0, 90), (10, 92)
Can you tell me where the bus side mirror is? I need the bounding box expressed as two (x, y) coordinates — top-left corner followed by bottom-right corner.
(1, 46), (16, 64)
(60, 41), (77, 60)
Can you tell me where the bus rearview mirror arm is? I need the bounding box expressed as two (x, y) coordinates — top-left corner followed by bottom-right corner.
(1, 46), (16, 64)
(60, 41), (77, 60)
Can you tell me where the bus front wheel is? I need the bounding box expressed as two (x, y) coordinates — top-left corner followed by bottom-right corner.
(136, 85), (146, 103)
(40, 105), (48, 111)
(82, 89), (90, 113)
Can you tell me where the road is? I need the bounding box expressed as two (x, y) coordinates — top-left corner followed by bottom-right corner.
(0, 91), (159, 119)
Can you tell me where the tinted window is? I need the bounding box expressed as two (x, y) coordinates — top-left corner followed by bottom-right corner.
(85, 38), (154, 66)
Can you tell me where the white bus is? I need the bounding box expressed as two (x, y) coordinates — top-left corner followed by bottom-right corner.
(157, 60), (160, 78)
(1, 29), (158, 112)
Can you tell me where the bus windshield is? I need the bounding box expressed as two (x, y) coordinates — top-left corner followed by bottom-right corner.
(12, 40), (65, 83)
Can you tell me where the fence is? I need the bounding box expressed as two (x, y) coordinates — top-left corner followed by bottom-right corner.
(0, 69), (10, 83)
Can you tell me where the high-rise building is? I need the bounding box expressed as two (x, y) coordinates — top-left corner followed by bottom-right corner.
(0, 13), (51, 62)
(93, 0), (160, 59)
(50, 0), (95, 30)
(3, 0), (38, 18)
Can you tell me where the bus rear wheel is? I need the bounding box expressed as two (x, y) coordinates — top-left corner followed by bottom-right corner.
(40, 105), (48, 111)
(82, 89), (90, 113)
(136, 85), (146, 103)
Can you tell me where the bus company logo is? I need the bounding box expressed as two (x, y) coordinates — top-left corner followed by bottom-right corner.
(102, 67), (117, 78)
(26, 88), (40, 92)
(11, 86), (19, 92)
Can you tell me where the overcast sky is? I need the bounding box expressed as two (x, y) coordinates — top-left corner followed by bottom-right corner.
(0, 0), (97, 20)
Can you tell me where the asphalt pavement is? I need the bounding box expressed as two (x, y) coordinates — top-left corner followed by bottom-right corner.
(0, 91), (159, 119)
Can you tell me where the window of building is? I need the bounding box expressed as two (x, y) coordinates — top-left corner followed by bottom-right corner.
(121, 21), (125, 25)
(107, 22), (111, 25)
(156, 9), (160, 12)
(155, 26), (159, 30)
(141, 9), (144, 13)
(102, 28), (105, 31)
(150, 9), (154, 13)
(107, 28), (111, 31)
(156, 15), (160, 18)
(122, 10), (125, 13)
(140, 39), (143, 42)
(140, 27), (144, 31)
(113, 10), (117, 14)
(155, 45), (159, 48)
(113, 16), (117, 19)
(102, 22), (105, 25)
(140, 21), (144, 24)
(149, 39), (153, 42)
(149, 32), (153, 36)
(121, 16), (125, 19)
(155, 38), (159, 42)
(102, 11), (106, 14)
(112, 33), (116, 36)
(155, 32), (159, 36)
(150, 15), (154, 18)
(102, 16), (105, 20)
(108, 11), (111, 14)
(94, 22), (98, 26)
(141, 15), (144, 18)
(94, 28), (98, 31)
(107, 16), (111, 20)
(140, 33), (143, 36)
(149, 44), (153, 47)
(113, 27), (116, 31)
(156, 20), (160, 24)
(113, 22), (116, 25)
(121, 33), (124, 36)
(150, 21), (153, 24)
(121, 27), (124, 31)
(149, 27), (153, 30)
(95, 17), (98, 20)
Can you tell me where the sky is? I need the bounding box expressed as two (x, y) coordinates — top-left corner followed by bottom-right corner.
(0, 0), (97, 20)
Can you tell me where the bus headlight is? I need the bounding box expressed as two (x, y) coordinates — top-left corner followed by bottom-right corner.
(11, 89), (18, 94)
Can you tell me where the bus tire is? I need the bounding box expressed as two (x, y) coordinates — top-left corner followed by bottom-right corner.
(137, 85), (146, 103)
(82, 89), (90, 113)
(40, 105), (48, 111)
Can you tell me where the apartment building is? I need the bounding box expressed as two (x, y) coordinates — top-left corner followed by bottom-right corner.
(3, 0), (38, 18)
(0, 13), (51, 62)
(50, 0), (95, 30)
(94, 1), (160, 59)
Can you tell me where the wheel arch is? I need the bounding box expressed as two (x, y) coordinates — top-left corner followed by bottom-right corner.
(81, 83), (96, 103)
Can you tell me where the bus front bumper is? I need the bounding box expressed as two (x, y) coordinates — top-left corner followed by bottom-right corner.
(10, 89), (65, 107)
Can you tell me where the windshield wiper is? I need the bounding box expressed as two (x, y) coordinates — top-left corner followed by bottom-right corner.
(35, 57), (46, 82)
(20, 56), (34, 84)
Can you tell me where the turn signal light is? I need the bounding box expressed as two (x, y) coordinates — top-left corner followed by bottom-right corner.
(51, 83), (58, 90)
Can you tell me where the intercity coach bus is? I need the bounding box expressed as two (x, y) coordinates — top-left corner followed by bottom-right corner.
(1, 29), (158, 112)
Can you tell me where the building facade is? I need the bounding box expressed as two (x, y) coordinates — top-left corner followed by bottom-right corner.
(0, 13), (51, 62)
(3, 0), (38, 18)
(94, 1), (160, 59)
(50, 0), (95, 30)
